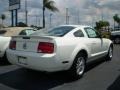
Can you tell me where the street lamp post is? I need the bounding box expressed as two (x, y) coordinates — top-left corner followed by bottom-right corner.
(78, 11), (80, 24)
(66, 8), (68, 24)
(25, 0), (28, 25)
(50, 13), (52, 27)
(68, 15), (70, 24)
(28, 15), (41, 27)
(101, 7), (104, 21)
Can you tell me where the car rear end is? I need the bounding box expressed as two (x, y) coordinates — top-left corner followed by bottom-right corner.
(110, 31), (120, 44)
(7, 36), (69, 72)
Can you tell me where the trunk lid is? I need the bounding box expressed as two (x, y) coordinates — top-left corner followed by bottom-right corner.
(11, 36), (55, 53)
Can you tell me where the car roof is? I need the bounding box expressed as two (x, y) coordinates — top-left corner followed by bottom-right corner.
(59, 25), (91, 28)
(111, 31), (120, 33)
(1, 27), (34, 37)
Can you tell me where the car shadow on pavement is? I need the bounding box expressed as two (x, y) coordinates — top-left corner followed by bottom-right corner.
(86, 58), (106, 72)
(0, 59), (106, 90)
(0, 68), (77, 90)
(107, 75), (120, 90)
(0, 58), (11, 66)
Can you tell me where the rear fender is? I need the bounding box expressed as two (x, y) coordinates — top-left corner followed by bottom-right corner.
(69, 44), (90, 66)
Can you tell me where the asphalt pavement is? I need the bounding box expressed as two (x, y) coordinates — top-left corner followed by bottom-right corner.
(0, 45), (120, 90)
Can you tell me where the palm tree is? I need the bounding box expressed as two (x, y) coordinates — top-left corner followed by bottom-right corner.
(43, 0), (58, 28)
(0, 14), (6, 25)
(95, 20), (110, 31)
(113, 14), (120, 27)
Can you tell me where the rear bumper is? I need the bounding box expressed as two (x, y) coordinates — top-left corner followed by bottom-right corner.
(110, 35), (120, 40)
(7, 49), (71, 72)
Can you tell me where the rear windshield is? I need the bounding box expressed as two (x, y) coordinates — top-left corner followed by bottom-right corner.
(30, 26), (75, 37)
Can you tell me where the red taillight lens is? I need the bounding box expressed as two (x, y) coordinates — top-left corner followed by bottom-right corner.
(9, 41), (16, 50)
(37, 42), (54, 53)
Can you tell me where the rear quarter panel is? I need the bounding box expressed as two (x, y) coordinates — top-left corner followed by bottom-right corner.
(0, 37), (11, 57)
(54, 37), (91, 67)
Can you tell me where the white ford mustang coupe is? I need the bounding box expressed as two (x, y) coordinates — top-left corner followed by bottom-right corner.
(7, 25), (113, 78)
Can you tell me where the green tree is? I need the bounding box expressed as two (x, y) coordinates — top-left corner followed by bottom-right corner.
(0, 14), (6, 25)
(42, 0), (58, 28)
(113, 14), (120, 26)
(95, 20), (110, 38)
(95, 20), (110, 30)
(17, 22), (28, 27)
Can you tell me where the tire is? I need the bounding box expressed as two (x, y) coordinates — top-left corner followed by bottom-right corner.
(2, 53), (11, 64)
(25, 68), (35, 73)
(69, 53), (86, 79)
(106, 46), (113, 61)
(115, 38), (120, 44)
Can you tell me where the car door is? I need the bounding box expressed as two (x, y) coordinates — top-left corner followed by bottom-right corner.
(84, 27), (103, 57)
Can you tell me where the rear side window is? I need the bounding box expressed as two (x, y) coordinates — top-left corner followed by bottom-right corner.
(74, 30), (84, 37)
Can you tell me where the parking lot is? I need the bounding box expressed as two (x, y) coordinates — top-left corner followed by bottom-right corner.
(0, 45), (120, 90)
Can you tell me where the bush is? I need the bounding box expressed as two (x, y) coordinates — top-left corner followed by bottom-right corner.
(101, 31), (111, 39)
(17, 22), (27, 27)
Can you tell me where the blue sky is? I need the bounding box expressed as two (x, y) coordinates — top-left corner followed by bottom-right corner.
(0, 0), (120, 27)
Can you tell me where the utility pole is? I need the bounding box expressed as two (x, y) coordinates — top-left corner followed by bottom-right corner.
(38, 17), (41, 27)
(28, 15), (40, 26)
(11, 10), (14, 27)
(66, 8), (68, 24)
(78, 11), (80, 24)
(92, 17), (95, 28)
(50, 13), (52, 27)
(36, 15), (41, 27)
(15, 9), (18, 26)
(101, 8), (104, 21)
(68, 15), (70, 24)
(25, 0), (28, 25)
(114, 19), (115, 31)
(35, 15), (38, 26)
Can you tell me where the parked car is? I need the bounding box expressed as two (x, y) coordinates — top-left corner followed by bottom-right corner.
(7, 25), (113, 79)
(110, 31), (120, 44)
(0, 28), (36, 61)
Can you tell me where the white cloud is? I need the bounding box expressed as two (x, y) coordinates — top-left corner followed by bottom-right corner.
(0, 0), (120, 27)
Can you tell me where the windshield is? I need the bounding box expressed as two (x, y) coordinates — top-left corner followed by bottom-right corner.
(31, 26), (75, 37)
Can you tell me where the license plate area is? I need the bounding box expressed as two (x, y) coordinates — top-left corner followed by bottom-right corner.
(18, 56), (27, 65)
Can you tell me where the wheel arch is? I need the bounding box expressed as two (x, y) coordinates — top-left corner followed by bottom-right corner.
(110, 43), (113, 49)
(72, 49), (88, 64)
(68, 44), (90, 70)
(77, 50), (88, 59)
(109, 41), (114, 50)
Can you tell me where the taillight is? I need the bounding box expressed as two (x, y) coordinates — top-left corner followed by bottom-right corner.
(37, 42), (54, 53)
(9, 41), (16, 50)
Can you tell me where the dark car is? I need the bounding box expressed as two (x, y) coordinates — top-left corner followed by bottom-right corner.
(110, 31), (120, 44)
